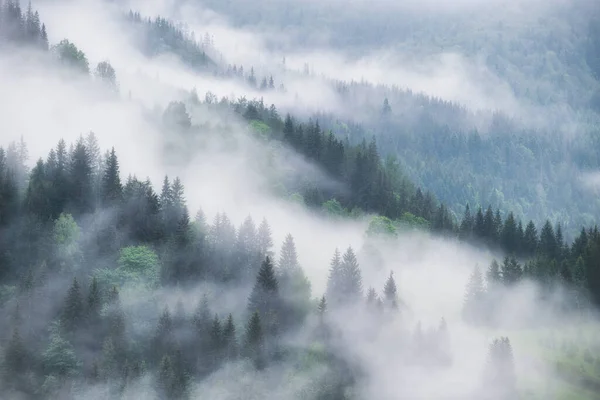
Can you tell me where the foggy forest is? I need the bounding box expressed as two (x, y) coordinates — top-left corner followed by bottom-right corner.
(1, 0), (600, 399)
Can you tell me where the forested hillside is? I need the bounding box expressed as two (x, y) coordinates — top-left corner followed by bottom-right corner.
(195, 0), (600, 236)
(1, 0), (600, 399)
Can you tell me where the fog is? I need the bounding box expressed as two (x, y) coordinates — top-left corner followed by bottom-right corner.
(1, 0), (599, 399)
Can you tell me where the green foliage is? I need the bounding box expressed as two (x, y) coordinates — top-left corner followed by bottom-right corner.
(52, 39), (89, 74)
(95, 245), (160, 289)
(53, 213), (80, 246)
(249, 120), (272, 139)
(322, 198), (346, 217)
(289, 192), (305, 206)
(397, 212), (430, 230)
(366, 216), (398, 238)
(43, 329), (80, 378)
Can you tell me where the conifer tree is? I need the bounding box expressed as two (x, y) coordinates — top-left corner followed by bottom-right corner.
(4, 327), (30, 384)
(209, 313), (223, 367)
(247, 256), (280, 335)
(483, 337), (517, 399)
(523, 220), (538, 255)
(87, 276), (101, 325)
(153, 307), (174, 362)
(326, 248), (343, 307)
(222, 313), (238, 361)
(277, 234), (311, 327)
(257, 218), (274, 258)
(486, 259), (502, 289)
(340, 246), (363, 303)
(383, 271), (399, 310)
(540, 220), (557, 259)
(459, 204), (474, 240)
(501, 256), (522, 286)
(102, 147), (122, 205)
(244, 311), (264, 369)
(68, 136), (93, 215)
(318, 295), (327, 316)
(462, 266), (486, 325)
(501, 212), (518, 254)
(62, 277), (84, 332)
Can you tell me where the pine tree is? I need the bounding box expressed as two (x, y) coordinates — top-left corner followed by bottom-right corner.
(382, 98), (392, 115)
(539, 220), (557, 259)
(462, 266), (486, 325)
(326, 248), (343, 307)
(157, 355), (176, 399)
(209, 314), (223, 367)
(235, 215), (257, 277)
(102, 147), (122, 205)
(247, 257), (280, 335)
(87, 277), (101, 324)
(501, 212), (518, 254)
(153, 307), (174, 362)
(523, 220), (538, 255)
(4, 327), (29, 380)
(501, 256), (522, 286)
(474, 207), (485, 238)
(318, 295), (327, 316)
(68, 136), (93, 215)
(459, 204), (474, 240)
(244, 311), (264, 369)
(222, 313), (238, 361)
(340, 247), (363, 303)
(366, 287), (379, 310)
(383, 271), (399, 310)
(62, 277), (84, 332)
(486, 259), (502, 288)
(483, 337), (517, 399)
(257, 218), (273, 258)
(193, 294), (212, 344)
(279, 233), (299, 272)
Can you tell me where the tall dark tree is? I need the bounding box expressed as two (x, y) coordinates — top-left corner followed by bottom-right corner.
(68, 137), (93, 215)
(62, 277), (84, 332)
(383, 271), (399, 310)
(462, 266), (486, 325)
(247, 257), (280, 335)
(244, 311), (265, 369)
(102, 147), (122, 205)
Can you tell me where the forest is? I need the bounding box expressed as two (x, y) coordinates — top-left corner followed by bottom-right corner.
(1, 0), (600, 399)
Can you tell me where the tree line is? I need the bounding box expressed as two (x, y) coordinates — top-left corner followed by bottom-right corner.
(0, 135), (518, 399)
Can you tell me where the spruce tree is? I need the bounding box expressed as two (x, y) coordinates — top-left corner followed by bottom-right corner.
(87, 276), (101, 325)
(4, 328), (29, 381)
(540, 220), (557, 259)
(257, 218), (274, 258)
(68, 137), (93, 215)
(462, 266), (486, 325)
(340, 247), (363, 303)
(486, 259), (502, 288)
(483, 337), (517, 399)
(459, 204), (474, 240)
(326, 248), (343, 307)
(102, 147), (122, 205)
(501, 212), (518, 254)
(247, 257), (280, 335)
(501, 256), (522, 286)
(62, 277), (84, 332)
(244, 311), (264, 369)
(383, 271), (399, 310)
(222, 313), (238, 361)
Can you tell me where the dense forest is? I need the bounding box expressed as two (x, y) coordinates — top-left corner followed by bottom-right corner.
(1, 0), (600, 399)
(196, 0), (600, 237)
